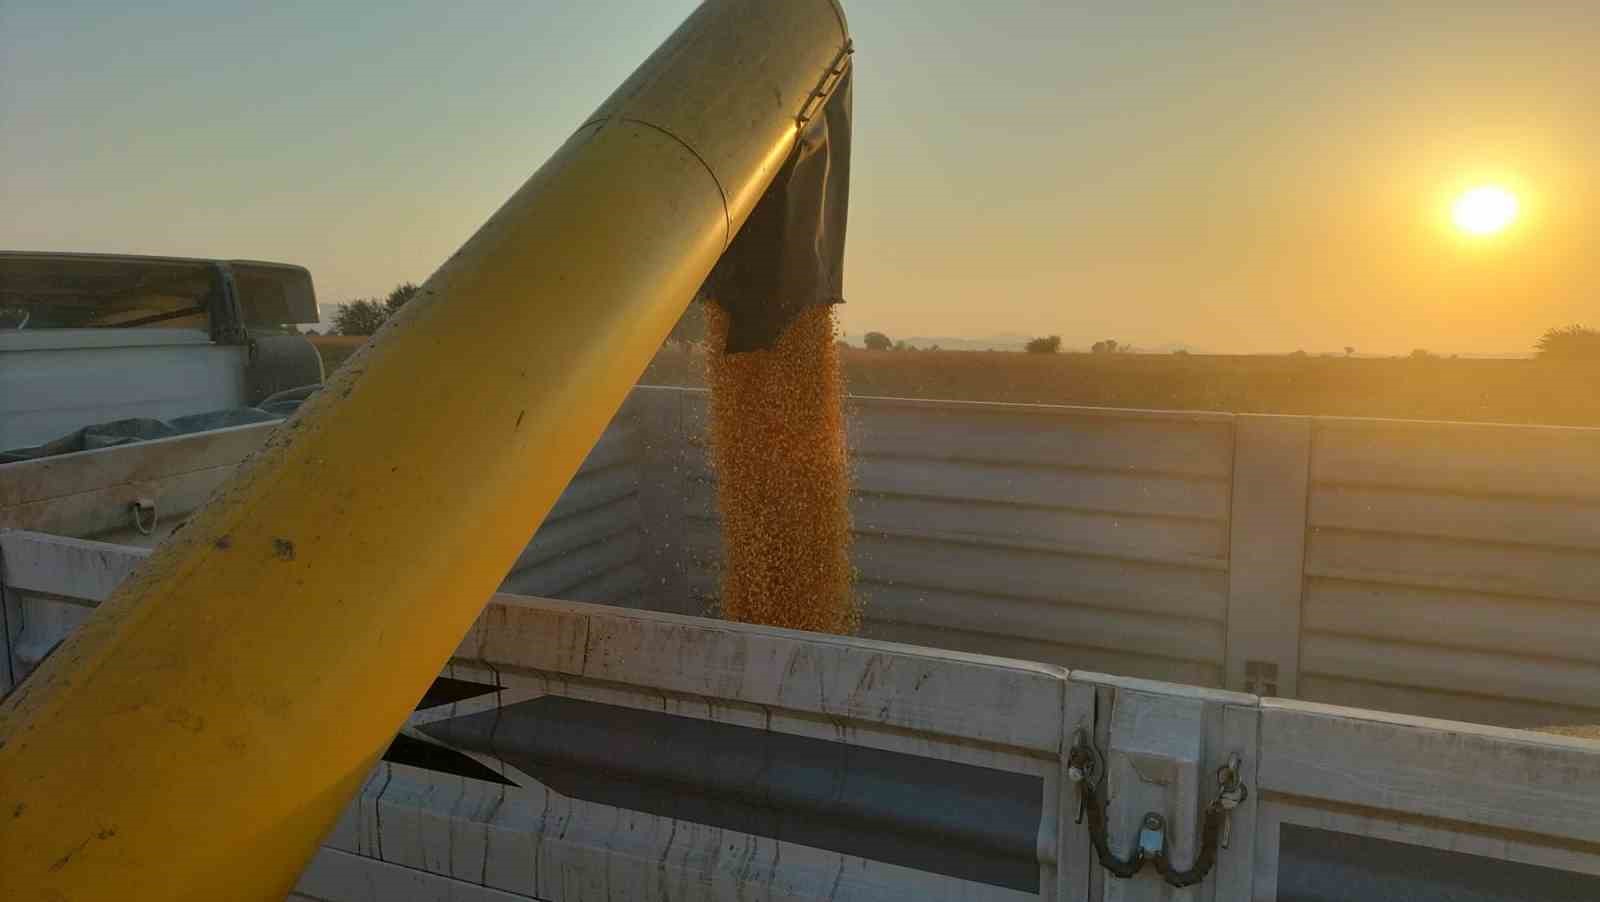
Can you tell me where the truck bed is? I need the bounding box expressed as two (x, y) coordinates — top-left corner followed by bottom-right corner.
(4, 385), (1599, 899)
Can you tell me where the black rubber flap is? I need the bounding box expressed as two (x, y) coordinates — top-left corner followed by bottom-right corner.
(701, 67), (852, 353)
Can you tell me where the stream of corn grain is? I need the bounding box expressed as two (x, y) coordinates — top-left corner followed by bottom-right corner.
(704, 303), (859, 634)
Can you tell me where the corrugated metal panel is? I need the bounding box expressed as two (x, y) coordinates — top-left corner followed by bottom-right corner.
(502, 530), (642, 601)
(12, 383), (1600, 727)
(1299, 417), (1600, 726)
(1311, 417), (1600, 500)
(679, 393), (1234, 685)
(0, 410), (648, 691)
(846, 402), (1235, 477)
(497, 418), (643, 608)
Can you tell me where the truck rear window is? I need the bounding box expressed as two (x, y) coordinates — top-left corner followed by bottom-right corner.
(0, 252), (317, 331)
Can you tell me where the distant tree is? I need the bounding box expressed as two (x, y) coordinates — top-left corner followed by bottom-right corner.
(1172, 348), (1190, 356)
(1410, 348), (1434, 360)
(1344, 346), (1355, 357)
(384, 282), (421, 316)
(1091, 339), (1119, 355)
(929, 344), (941, 351)
(668, 299), (706, 346)
(836, 339), (852, 351)
(332, 300), (388, 335)
(863, 331), (892, 351)
(1535, 325), (1600, 361)
(1288, 349), (1309, 358)
(893, 340), (912, 351)
(1025, 335), (1062, 354)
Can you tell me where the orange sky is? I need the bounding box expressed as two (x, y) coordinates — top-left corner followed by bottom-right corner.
(3, 2), (1596, 354)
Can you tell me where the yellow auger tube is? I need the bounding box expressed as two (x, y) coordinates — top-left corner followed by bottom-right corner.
(0, 2), (850, 898)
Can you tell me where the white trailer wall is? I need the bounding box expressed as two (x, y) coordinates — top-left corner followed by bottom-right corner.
(4, 385), (1598, 729)
(631, 387), (1600, 731)
(7, 533), (1600, 901)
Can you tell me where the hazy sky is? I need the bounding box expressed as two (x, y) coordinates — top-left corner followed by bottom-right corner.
(4, 1), (1596, 354)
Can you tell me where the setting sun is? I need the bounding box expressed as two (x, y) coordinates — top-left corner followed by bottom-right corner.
(1452, 185), (1519, 236)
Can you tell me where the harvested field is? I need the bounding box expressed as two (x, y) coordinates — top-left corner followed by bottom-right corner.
(644, 344), (1600, 427)
(309, 335), (367, 374)
(312, 336), (1600, 427)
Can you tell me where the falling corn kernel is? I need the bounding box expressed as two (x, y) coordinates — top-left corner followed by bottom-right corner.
(704, 302), (858, 634)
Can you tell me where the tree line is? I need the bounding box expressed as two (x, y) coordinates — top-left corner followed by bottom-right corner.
(325, 283), (420, 335)
(853, 326), (1600, 360)
(322, 289), (1600, 362)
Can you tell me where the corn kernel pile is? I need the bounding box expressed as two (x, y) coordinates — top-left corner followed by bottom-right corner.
(704, 303), (859, 634)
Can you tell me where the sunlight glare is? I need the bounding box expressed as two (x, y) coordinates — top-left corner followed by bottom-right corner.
(1452, 185), (1519, 236)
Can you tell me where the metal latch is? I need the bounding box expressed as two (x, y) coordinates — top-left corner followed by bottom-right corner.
(1067, 729), (1248, 888)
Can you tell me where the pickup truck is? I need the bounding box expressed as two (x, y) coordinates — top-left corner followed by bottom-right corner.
(0, 250), (323, 460)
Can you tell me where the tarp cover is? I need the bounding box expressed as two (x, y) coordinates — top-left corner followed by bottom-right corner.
(0, 385), (318, 464)
(700, 67), (852, 353)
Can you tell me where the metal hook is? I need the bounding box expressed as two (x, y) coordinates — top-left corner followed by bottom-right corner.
(130, 498), (158, 536)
